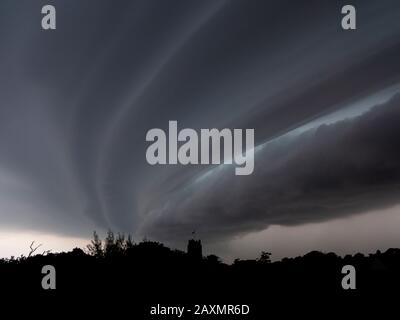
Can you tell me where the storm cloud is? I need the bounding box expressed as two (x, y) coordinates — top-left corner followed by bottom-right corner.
(141, 94), (400, 241)
(0, 0), (400, 251)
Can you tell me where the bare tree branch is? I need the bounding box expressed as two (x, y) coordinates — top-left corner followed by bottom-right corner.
(42, 249), (52, 256)
(28, 241), (42, 257)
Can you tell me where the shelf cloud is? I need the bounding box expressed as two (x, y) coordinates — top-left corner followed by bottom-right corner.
(0, 0), (400, 256)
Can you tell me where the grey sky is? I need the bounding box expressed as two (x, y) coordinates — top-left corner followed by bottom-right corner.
(1, 0), (400, 259)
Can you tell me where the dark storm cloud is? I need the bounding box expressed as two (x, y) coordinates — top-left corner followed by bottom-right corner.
(141, 95), (400, 241)
(0, 0), (400, 243)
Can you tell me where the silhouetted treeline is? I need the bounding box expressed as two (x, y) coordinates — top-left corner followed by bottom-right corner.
(1, 231), (398, 316)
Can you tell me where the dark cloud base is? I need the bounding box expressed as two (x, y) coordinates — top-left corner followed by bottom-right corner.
(0, 1), (400, 254)
(144, 95), (400, 242)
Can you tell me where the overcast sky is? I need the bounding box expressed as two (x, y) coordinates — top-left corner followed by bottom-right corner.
(1, 0), (400, 260)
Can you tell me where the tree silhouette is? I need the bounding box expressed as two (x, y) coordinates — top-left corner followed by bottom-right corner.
(87, 231), (103, 257)
(2, 228), (400, 312)
(258, 251), (272, 264)
(28, 241), (42, 258)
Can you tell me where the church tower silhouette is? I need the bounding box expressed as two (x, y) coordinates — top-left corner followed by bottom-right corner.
(187, 233), (202, 261)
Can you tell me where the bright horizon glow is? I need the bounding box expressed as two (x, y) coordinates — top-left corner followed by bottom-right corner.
(220, 204), (400, 263)
(2, 204), (400, 262)
(0, 230), (88, 258)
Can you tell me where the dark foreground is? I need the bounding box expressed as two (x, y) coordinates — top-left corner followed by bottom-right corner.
(1, 233), (398, 317)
